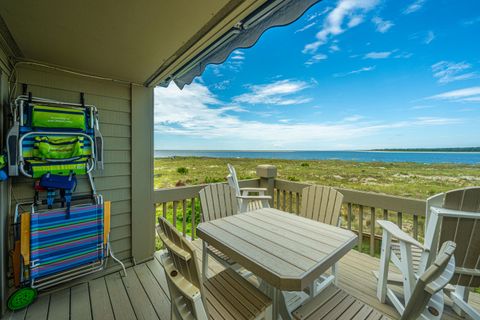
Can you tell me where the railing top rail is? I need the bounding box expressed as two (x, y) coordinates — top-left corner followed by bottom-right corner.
(153, 178), (260, 203)
(274, 178), (426, 215)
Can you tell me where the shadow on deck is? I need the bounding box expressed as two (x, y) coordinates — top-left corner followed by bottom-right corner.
(3, 240), (479, 320)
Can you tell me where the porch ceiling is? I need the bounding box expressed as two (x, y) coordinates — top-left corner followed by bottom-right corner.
(0, 0), (266, 86)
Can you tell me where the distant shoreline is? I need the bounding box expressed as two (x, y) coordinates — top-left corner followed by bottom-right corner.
(364, 150), (480, 154)
(156, 148), (480, 153)
(155, 149), (480, 154)
(154, 150), (480, 164)
(369, 147), (480, 153)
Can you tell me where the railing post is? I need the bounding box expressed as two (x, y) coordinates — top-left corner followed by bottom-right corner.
(256, 165), (277, 207)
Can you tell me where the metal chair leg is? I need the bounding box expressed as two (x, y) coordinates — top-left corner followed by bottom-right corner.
(108, 237), (127, 277)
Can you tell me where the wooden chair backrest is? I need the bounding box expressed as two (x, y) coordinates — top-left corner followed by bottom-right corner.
(300, 185), (344, 226)
(401, 241), (456, 320)
(425, 187), (480, 287)
(226, 163), (241, 196)
(199, 183), (238, 222)
(157, 217), (208, 319)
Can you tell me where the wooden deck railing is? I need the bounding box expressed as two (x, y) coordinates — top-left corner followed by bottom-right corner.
(153, 165), (428, 257)
(273, 179), (427, 256)
(152, 179), (261, 239)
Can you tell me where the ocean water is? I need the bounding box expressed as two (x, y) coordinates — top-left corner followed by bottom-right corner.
(155, 150), (480, 164)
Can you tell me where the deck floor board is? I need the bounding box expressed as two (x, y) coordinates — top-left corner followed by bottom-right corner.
(3, 241), (479, 320)
(70, 283), (92, 320)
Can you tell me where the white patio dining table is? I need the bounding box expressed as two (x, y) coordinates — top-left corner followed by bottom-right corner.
(196, 207), (358, 319)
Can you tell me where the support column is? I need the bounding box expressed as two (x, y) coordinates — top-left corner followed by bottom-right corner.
(256, 165), (277, 207)
(131, 85), (154, 263)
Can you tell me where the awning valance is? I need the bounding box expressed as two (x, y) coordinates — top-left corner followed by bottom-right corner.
(162, 0), (321, 89)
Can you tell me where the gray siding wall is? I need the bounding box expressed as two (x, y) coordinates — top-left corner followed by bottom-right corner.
(0, 42), (13, 316)
(14, 65), (133, 262)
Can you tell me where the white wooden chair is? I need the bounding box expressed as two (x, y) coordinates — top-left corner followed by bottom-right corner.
(375, 187), (480, 319)
(198, 183), (238, 280)
(199, 183), (260, 280)
(227, 163), (271, 212)
(293, 241), (456, 320)
(300, 185), (344, 292)
(157, 217), (272, 320)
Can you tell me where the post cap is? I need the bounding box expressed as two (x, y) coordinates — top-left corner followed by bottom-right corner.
(256, 165), (277, 178)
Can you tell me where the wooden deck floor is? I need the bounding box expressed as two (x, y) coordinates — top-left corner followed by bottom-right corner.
(3, 240), (479, 320)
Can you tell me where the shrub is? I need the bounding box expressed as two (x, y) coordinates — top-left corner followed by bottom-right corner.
(177, 167), (188, 175)
(175, 180), (186, 187)
(300, 162), (309, 167)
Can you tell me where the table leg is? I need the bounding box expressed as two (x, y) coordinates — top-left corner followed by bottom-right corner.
(272, 287), (280, 319)
(267, 285), (292, 320)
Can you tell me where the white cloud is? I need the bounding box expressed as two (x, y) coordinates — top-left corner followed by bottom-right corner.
(425, 86), (480, 102)
(410, 105), (434, 110)
(403, 0), (426, 14)
(334, 66), (376, 77)
(371, 17), (394, 33)
(303, 0), (380, 54)
(307, 7), (332, 21)
(305, 54), (328, 65)
(233, 79), (313, 105)
(409, 30), (435, 45)
(414, 117), (461, 125)
(347, 15), (364, 28)
(364, 51), (393, 59)
(155, 83), (461, 149)
(329, 42), (340, 52)
(431, 61), (478, 84)
(462, 16), (480, 26)
(231, 55), (245, 61)
(230, 50), (245, 62)
(213, 80), (230, 90)
(424, 30), (435, 44)
(296, 22), (316, 33)
(208, 51), (245, 76)
(343, 115), (364, 122)
(461, 96), (480, 102)
(394, 52), (413, 59)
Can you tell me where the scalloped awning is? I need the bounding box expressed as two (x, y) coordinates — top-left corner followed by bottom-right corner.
(162, 0), (322, 89)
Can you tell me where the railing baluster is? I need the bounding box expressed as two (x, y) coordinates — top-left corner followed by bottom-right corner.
(276, 189), (280, 209)
(182, 199), (187, 236)
(282, 190), (286, 211)
(413, 215), (418, 240)
(370, 207), (375, 256)
(397, 211), (402, 229)
(191, 197), (196, 240)
(383, 209), (388, 220)
(173, 201), (178, 227)
(347, 203), (352, 230)
(288, 191), (293, 213)
(162, 202), (167, 218)
(358, 205), (364, 253)
(296, 192), (300, 214)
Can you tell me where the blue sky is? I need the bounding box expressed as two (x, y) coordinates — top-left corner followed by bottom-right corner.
(154, 0), (480, 150)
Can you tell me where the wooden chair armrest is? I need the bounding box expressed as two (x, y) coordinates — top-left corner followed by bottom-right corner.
(377, 220), (424, 249)
(430, 206), (480, 219)
(156, 227), (192, 261)
(240, 187), (268, 192)
(237, 195), (272, 200)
